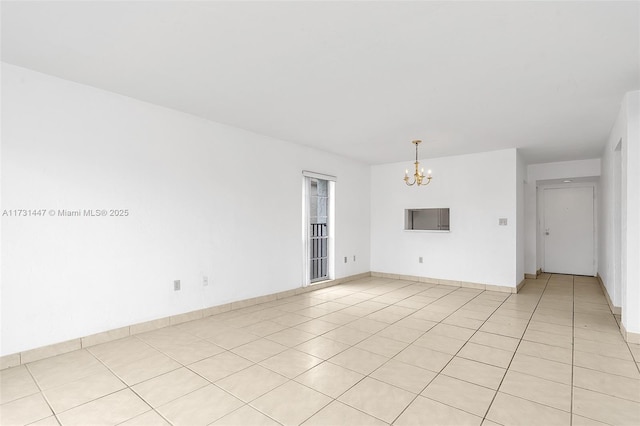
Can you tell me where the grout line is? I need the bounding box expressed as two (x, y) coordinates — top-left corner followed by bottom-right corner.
(389, 282), (528, 424)
(10, 275), (627, 426)
(148, 280), (436, 425)
(479, 273), (552, 423)
(22, 362), (61, 425)
(273, 280), (484, 425)
(81, 347), (160, 422)
(329, 286), (468, 423)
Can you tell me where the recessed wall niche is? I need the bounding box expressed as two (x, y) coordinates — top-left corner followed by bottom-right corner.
(404, 208), (450, 231)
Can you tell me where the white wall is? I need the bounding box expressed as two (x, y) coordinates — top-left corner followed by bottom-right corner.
(600, 91), (640, 335)
(0, 63), (371, 356)
(370, 148), (520, 288)
(528, 159), (601, 182)
(600, 104), (626, 307)
(524, 177), (537, 275)
(623, 91), (640, 335)
(523, 159), (601, 275)
(516, 150), (526, 284)
(599, 91), (640, 333)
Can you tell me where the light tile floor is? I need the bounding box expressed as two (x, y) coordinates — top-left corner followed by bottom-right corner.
(1, 274), (639, 425)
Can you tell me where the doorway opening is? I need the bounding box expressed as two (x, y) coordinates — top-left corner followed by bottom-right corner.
(303, 172), (335, 285)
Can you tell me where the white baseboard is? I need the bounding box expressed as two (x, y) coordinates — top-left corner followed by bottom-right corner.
(596, 273), (622, 315)
(371, 271), (520, 294)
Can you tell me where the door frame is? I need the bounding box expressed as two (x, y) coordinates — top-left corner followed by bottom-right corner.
(538, 182), (598, 276)
(301, 171), (336, 287)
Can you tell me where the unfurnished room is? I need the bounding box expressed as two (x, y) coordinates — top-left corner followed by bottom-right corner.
(0, 1), (639, 425)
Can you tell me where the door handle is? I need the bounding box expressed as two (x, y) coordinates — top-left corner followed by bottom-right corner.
(545, 228), (550, 236)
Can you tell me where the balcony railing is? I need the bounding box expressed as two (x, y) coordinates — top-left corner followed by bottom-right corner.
(310, 223), (328, 282)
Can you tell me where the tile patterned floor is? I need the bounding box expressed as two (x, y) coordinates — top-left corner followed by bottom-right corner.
(1, 274), (639, 425)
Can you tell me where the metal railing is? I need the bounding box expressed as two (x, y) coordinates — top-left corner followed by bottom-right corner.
(310, 223), (328, 282)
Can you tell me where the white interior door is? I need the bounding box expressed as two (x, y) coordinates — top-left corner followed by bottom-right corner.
(543, 186), (595, 275)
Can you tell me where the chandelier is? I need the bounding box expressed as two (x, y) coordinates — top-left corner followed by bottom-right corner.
(403, 140), (432, 186)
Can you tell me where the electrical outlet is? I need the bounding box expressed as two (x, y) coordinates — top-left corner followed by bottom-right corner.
(344, 256), (348, 263)
(174, 280), (181, 291)
(203, 276), (208, 286)
(419, 257), (423, 263)
(499, 218), (508, 226)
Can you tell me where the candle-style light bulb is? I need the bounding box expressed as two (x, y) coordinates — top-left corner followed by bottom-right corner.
(427, 169), (432, 177)
(405, 169), (409, 177)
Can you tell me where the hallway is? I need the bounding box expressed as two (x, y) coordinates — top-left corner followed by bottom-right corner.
(1, 274), (639, 425)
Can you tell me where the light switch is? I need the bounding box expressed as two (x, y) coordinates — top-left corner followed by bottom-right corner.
(499, 218), (508, 226)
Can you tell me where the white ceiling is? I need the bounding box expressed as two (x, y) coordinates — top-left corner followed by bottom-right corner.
(2, 1), (638, 165)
